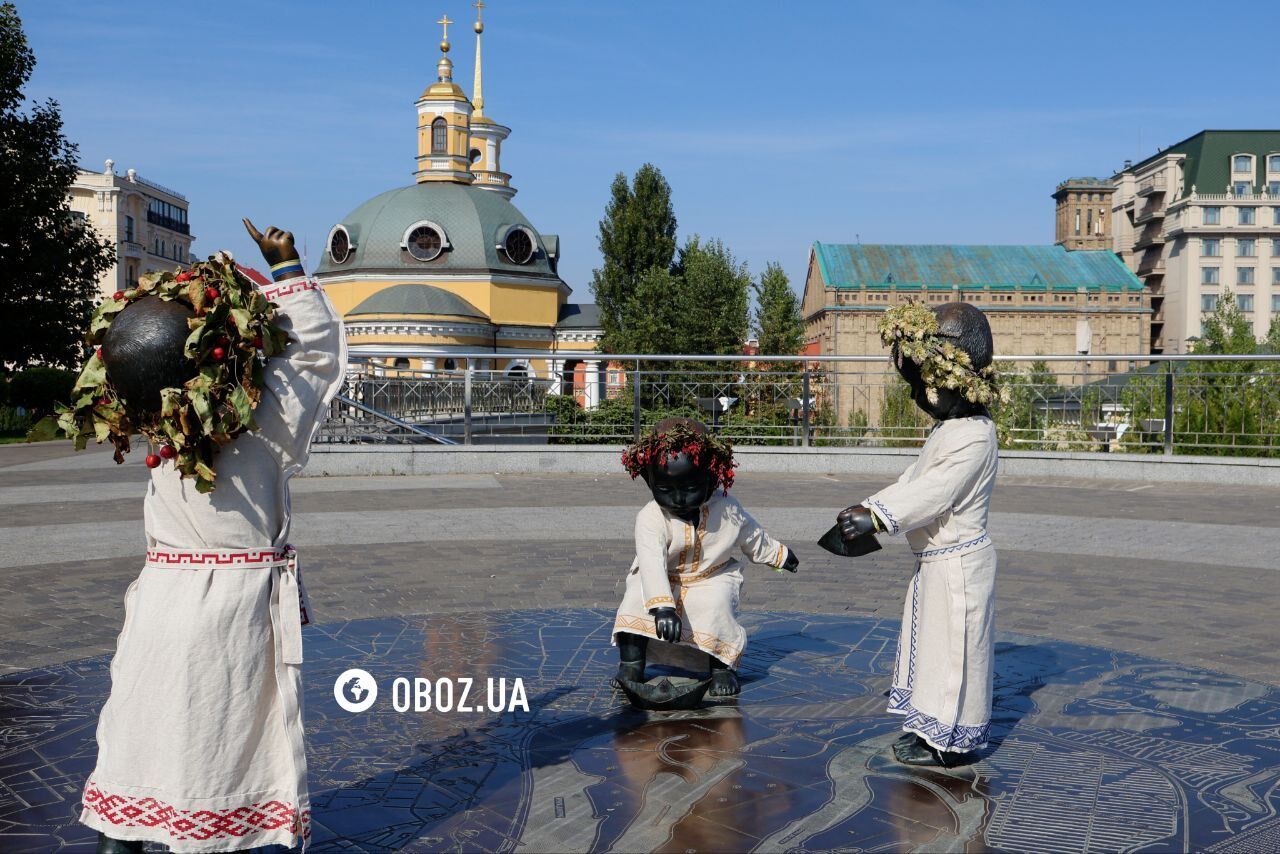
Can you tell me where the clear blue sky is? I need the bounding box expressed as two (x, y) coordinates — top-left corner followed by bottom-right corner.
(16, 0), (1280, 300)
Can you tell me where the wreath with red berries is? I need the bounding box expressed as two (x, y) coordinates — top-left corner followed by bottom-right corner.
(621, 423), (737, 494)
(29, 252), (290, 493)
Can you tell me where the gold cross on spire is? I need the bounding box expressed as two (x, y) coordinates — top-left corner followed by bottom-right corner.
(437, 13), (453, 42)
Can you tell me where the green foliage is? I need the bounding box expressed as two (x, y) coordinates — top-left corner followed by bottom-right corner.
(753, 262), (804, 361)
(546, 391), (702, 445)
(0, 3), (115, 370)
(1195, 287), (1256, 356)
(625, 267), (684, 356)
(877, 378), (929, 447)
(589, 164), (677, 353)
(1176, 287), (1277, 455)
(0, 406), (31, 436)
(7, 366), (75, 416)
(992, 360), (1061, 449)
(670, 236), (750, 357)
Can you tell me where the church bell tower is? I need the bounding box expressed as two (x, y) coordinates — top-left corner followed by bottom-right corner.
(415, 14), (475, 185)
(467, 0), (515, 199)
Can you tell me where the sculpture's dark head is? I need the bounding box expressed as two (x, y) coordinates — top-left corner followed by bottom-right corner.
(101, 297), (195, 417)
(894, 302), (994, 421)
(642, 417), (718, 517)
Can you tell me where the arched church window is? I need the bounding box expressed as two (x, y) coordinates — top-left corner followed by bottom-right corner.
(470, 148), (482, 164)
(431, 118), (447, 154)
(393, 358), (410, 369)
(443, 358), (457, 371)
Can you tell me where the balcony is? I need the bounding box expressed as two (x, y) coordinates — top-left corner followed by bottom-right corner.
(118, 240), (144, 259)
(1136, 176), (1166, 197)
(1137, 252), (1165, 276)
(1133, 225), (1166, 250)
(146, 210), (190, 235)
(1134, 203), (1165, 225)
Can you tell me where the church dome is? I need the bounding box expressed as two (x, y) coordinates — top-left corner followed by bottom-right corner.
(347, 284), (486, 320)
(315, 182), (559, 281)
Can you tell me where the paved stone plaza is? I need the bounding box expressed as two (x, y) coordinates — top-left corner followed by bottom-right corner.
(1, 441), (1279, 851)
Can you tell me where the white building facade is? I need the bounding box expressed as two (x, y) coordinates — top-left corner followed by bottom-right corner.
(69, 159), (193, 300)
(1110, 131), (1280, 353)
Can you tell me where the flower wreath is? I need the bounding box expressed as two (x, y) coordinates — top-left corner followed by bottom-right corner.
(621, 423), (737, 494)
(29, 251), (291, 493)
(877, 301), (1003, 406)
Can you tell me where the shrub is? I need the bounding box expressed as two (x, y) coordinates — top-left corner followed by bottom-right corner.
(8, 366), (76, 417)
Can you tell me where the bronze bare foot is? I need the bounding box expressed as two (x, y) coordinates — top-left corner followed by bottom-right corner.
(709, 667), (740, 697)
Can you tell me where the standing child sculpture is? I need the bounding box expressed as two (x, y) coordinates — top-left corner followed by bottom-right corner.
(835, 301), (1001, 768)
(612, 417), (799, 707)
(35, 222), (346, 852)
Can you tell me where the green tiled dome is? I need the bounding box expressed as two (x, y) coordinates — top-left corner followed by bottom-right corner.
(347, 284), (486, 319)
(315, 182), (559, 281)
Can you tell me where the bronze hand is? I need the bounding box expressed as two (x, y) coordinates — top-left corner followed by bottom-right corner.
(243, 218), (301, 268)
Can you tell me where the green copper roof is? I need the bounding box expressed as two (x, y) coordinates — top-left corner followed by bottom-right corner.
(315, 182), (562, 283)
(1127, 130), (1280, 199)
(347, 284), (486, 320)
(812, 243), (1144, 293)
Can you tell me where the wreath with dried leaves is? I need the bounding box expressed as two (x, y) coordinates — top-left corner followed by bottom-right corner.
(621, 423), (737, 494)
(878, 301), (1004, 406)
(28, 252), (290, 493)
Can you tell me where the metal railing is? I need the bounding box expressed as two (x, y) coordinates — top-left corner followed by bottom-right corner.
(316, 353), (1280, 456)
(317, 393), (457, 445)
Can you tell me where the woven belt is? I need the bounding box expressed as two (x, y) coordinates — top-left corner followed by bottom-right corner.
(144, 545), (310, 664)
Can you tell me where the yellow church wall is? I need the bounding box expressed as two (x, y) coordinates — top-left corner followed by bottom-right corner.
(324, 277), (568, 326)
(553, 342), (599, 353)
(488, 283), (561, 326)
(344, 331), (495, 347)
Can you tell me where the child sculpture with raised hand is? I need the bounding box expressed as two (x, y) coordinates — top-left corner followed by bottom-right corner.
(64, 221), (346, 853)
(612, 417), (799, 701)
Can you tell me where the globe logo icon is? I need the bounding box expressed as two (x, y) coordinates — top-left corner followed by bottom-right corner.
(333, 668), (378, 713)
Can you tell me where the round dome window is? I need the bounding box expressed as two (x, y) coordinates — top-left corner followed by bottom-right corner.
(407, 225), (444, 261)
(503, 226), (535, 265)
(329, 226), (352, 264)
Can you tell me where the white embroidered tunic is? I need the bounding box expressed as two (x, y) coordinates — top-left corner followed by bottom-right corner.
(79, 276), (346, 852)
(613, 492), (790, 669)
(865, 415), (999, 752)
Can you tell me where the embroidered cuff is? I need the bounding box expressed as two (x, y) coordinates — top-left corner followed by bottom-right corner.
(260, 276), (320, 302)
(645, 596), (675, 610)
(866, 499), (900, 535)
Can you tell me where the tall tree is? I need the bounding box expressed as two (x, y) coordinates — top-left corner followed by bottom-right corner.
(752, 262), (804, 356)
(625, 266), (684, 356)
(0, 2), (113, 371)
(1195, 287), (1256, 355)
(671, 236), (750, 356)
(589, 163), (677, 353)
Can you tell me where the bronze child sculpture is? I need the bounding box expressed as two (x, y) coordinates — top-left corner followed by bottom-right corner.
(612, 417), (799, 708)
(835, 301), (1001, 768)
(39, 222), (346, 853)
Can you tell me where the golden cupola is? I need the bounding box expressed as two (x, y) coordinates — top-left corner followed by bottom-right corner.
(415, 14), (475, 185)
(466, 0), (515, 199)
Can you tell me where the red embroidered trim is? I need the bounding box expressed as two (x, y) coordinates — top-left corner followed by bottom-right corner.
(145, 549), (287, 567)
(83, 781), (310, 842)
(261, 278), (319, 301)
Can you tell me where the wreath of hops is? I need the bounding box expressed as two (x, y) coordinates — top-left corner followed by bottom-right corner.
(878, 301), (1004, 406)
(621, 423), (737, 494)
(29, 251), (291, 493)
